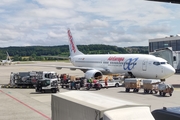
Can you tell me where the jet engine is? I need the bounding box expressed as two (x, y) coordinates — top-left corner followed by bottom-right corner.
(84, 69), (103, 79)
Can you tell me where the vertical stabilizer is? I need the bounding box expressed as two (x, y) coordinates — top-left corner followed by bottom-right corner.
(6, 51), (12, 61)
(67, 29), (84, 57)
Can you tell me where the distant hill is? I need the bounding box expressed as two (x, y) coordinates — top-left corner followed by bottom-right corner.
(0, 45), (148, 61)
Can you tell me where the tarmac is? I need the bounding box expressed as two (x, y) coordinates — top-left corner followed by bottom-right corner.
(0, 61), (180, 120)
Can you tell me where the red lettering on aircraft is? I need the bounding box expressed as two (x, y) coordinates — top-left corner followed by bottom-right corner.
(68, 30), (76, 53)
(108, 56), (124, 62)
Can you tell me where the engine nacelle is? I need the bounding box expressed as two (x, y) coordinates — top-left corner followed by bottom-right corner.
(84, 69), (103, 79)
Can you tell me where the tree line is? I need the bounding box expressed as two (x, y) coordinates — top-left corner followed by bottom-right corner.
(0, 45), (148, 61)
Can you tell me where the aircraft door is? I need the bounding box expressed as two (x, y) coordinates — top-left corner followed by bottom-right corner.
(142, 59), (148, 71)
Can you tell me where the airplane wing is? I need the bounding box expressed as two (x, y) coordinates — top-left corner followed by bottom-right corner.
(56, 66), (108, 73)
(16, 63), (109, 73)
(41, 55), (69, 59)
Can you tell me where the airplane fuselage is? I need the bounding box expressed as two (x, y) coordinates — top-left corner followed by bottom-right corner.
(70, 54), (175, 79)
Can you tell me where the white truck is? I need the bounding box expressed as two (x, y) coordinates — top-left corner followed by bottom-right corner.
(99, 78), (122, 88)
(35, 78), (59, 93)
(51, 91), (154, 120)
(35, 71), (59, 93)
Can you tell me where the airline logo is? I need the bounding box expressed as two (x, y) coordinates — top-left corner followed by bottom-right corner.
(123, 58), (138, 70)
(108, 56), (124, 62)
(68, 29), (76, 53)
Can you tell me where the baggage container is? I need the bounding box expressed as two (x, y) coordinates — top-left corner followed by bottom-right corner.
(143, 79), (161, 94)
(124, 78), (141, 92)
(51, 91), (152, 120)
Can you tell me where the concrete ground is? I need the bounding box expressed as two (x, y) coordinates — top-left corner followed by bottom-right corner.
(0, 61), (180, 120)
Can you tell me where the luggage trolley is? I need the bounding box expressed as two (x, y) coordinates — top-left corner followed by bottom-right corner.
(143, 79), (161, 94)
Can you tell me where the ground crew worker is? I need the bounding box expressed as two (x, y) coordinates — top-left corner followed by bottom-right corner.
(105, 76), (108, 89)
(63, 74), (67, 84)
(88, 78), (93, 87)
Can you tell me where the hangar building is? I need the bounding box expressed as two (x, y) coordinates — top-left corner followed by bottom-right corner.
(149, 35), (180, 72)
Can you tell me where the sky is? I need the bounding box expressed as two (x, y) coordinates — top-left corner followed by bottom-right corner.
(0, 0), (180, 47)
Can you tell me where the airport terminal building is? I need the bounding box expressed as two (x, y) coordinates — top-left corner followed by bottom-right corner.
(149, 35), (180, 72)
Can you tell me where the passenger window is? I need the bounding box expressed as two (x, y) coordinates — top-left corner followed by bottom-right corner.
(153, 62), (160, 66)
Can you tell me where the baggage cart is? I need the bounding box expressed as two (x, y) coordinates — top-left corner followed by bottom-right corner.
(124, 78), (141, 92)
(143, 79), (161, 94)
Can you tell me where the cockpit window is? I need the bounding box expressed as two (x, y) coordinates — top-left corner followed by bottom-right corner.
(161, 62), (166, 64)
(153, 62), (160, 66)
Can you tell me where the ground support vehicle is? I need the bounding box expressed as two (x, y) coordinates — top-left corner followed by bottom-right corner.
(158, 83), (174, 96)
(99, 79), (123, 88)
(52, 91), (154, 120)
(69, 80), (81, 90)
(85, 82), (101, 90)
(1, 71), (58, 89)
(124, 78), (141, 92)
(143, 79), (161, 94)
(60, 76), (85, 90)
(60, 80), (70, 89)
(152, 107), (180, 120)
(35, 78), (59, 93)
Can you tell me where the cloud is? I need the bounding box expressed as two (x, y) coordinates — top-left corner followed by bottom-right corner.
(135, 25), (171, 34)
(0, 0), (180, 47)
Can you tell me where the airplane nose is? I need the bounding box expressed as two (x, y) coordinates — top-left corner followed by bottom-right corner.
(164, 65), (175, 78)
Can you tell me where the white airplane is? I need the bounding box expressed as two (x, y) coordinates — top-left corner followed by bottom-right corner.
(0, 51), (19, 65)
(0, 51), (13, 65)
(57, 29), (175, 81)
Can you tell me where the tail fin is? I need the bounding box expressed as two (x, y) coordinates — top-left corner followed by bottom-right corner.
(6, 51), (12, 62)
(67, 29), (84, 56)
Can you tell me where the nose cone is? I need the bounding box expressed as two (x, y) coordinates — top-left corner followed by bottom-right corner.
(163, 65), (175, 79)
